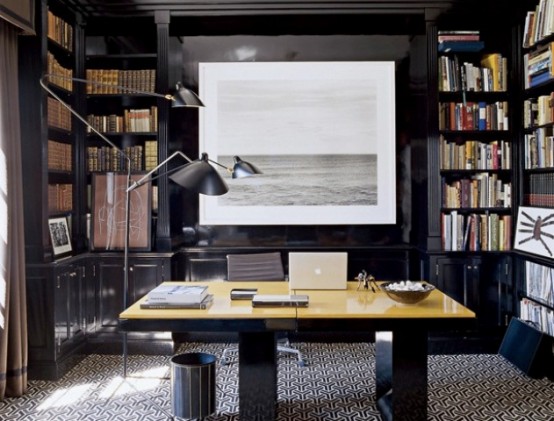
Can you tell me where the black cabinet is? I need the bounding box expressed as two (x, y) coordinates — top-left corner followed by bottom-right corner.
(428, 253), (513, 351)
(26, 252), (172, 379)
(27, 257), (88, 380)
(90, 253), (172, 338)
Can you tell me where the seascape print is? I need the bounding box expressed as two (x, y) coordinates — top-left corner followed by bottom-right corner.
(199, 62), (396, 224)
(218, 154), (377, 206)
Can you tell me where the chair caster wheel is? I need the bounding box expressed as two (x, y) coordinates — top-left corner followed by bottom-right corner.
(220, 358), (229, 366)
(298, 360), (306, 367)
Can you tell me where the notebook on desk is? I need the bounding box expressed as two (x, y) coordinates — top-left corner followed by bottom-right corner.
(288, 252), (348, 290)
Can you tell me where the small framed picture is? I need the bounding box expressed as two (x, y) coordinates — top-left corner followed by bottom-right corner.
(48, 216), (72, 257)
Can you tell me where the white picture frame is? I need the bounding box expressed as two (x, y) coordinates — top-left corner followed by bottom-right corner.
(514, 206), (554, 259)
(198, 61), (396, 225)
(48, 216), (72, 257)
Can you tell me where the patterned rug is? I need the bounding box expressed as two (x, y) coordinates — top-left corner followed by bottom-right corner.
(1, 343), (554, 420)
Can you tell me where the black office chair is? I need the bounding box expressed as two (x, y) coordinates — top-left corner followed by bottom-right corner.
(220, 252), (306, 366)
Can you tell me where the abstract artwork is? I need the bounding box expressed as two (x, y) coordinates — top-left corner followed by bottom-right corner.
(91, 173), (151, 251)
(514, 206), (554, 258)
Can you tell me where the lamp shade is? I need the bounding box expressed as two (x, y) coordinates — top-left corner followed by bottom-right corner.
(172, 82), (205, 108)
(232, 155), (263, 179)
(169, 153), (228, 195)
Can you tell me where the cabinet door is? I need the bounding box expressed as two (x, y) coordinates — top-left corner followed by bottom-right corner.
(54, 264), (85, 356)
(129, 258), (169, 302)
(430, 255), (480, 309)
(431, 254), (513, 328)
(96, 256), (171, 332)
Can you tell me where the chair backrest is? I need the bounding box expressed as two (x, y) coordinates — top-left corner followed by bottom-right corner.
(226, 252), (285, 281)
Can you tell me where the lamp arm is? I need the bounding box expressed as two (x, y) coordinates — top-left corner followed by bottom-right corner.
(207, 158), (233, 174)
(127, 151), (195, 191)
(42, 73), (173, 101)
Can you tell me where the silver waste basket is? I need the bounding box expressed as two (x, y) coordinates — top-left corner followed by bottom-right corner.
(170, 352), (216, 419)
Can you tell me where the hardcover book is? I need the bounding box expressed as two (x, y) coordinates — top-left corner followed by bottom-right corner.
(140, 294), (214, 309)
(251, 294), (309, 308)
(147, 284), (209, 304)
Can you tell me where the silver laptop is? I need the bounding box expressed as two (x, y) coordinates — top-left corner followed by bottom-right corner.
(288, 252), (348, 290)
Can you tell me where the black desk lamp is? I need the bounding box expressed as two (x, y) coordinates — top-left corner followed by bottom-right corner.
(39, 74), (262, 373)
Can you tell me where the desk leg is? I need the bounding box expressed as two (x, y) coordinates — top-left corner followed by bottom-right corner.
(375, 329), (428, 421)
(238, 331), (277, 421)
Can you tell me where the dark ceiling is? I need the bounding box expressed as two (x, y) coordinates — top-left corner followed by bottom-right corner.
(62, 0), (468, 18)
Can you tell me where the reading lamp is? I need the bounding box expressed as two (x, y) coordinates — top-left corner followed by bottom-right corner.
(39, 73), (261, 327)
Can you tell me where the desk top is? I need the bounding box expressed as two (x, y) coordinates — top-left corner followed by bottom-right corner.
(295, 282), (475, 319)
(120, 281), (475, 321)
(120, 281), (296, 320)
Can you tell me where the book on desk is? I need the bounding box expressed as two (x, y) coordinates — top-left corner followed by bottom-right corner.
(140, 294), (214, 309)
(146, 284), (209, 304)
(252, 294), (309, 308)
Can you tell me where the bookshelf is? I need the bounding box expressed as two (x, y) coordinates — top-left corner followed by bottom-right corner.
(84, 51), (160, 247)
(426, 25), (517, 349)
(437, 31), (513, 253)
(517, 0), (554, 343)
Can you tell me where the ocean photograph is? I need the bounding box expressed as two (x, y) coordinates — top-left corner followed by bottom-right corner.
(219, 154), (377, 206)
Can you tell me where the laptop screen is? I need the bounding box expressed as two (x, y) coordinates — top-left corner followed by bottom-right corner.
(288, 252), (348, 290)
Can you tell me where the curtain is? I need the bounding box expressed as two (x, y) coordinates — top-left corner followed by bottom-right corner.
(0, 18), (28, 399)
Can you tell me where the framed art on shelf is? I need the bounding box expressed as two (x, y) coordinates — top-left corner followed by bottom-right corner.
(198, 61), (396, 225)
(48, 216), (72, 257)
(514, 206), (554, 259)
(90, 172), (152, 251)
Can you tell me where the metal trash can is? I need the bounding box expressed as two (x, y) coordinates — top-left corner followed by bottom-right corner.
(170, 352), (216, 419)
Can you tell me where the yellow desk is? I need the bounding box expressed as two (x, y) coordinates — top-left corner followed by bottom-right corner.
(120, 281), (296, 421)
(119, 281), (475, 421)
(294, 282), (475, 420)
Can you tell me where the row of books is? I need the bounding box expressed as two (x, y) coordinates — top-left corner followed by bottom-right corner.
(48, 183), (73, 213)
(442, 174), (511, 209)
(522, 0), (554, 48)
(440, 137), (511, 171)
(437, 30), (484, 53)
(86, 107), (158, 133)
(523, 42), (554, 89)
(48, 140), (72, 172)
(85, 69), (156, 94)
(47, 9), (73, 51)
(144, 140), (158, 171)
(441, 211), (512, 252)
(87, 142), (157, 172)
(523, 94), (554, 128)
(140, 284), (213, 309)
(525, 173), (554, 207)
(438, 101), (509, 131)
(520, 299), (554, 336)
(47, 53), (73, 92)
(525, 261), (554, 307)
(47, 97), (72, 131)
(438, 53), (508, 92)
(524, 128), (554, 169)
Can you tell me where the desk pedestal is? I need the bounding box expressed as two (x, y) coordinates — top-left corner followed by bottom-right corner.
(239, 332), (277, 420)
(376, 329), (428, 421)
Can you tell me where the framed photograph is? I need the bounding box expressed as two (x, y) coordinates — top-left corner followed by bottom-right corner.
(514, 206), (554, 259)
(91, 173), (152, 251)
(48, 216), (72, 257)
(198, 61), (396, 225)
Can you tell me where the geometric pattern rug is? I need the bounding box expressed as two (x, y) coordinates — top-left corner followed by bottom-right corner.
(1, 342), (554, 420)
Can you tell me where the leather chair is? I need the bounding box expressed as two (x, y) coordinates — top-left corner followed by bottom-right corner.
(220, 252), (306, 366)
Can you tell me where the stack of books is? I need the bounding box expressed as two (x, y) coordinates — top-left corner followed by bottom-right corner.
(140, 284), (213, 309)
(438, 30), (484, 53)
(524, 42), (554, 88)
